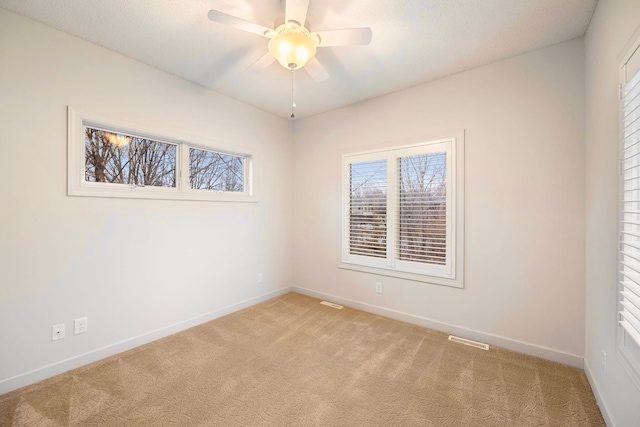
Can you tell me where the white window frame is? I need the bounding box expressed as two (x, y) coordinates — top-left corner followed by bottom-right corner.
(617, 28), (640, 390)
(338, 132), (464, 288)
(68, 107), (256, 202)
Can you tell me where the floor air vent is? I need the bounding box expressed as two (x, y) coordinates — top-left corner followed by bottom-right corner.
(448, 335), (489, 350)
(320, 301), (343, 309)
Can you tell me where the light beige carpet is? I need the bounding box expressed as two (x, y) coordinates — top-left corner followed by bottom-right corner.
(0, 293), (604, 426)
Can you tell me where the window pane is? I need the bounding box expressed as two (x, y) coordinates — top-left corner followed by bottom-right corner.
(189, 148), (245, 192)
(349, 160), (387, 258)
(84, 127), (177, 187)
(397, 152), (447, 265)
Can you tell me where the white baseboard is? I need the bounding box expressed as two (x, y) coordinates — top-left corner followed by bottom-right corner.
(292, 286), (584, 368)
(0, 286), (292, 395)
(584, 359), (614, 427)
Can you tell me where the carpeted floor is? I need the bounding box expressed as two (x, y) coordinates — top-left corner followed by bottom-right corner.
(0, 292), (604, 426)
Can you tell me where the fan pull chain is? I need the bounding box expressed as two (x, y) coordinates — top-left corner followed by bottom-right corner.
(291, 68), (296, 119)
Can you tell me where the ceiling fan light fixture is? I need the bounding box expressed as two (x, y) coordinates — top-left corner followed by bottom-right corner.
(268, 23), (316, 70)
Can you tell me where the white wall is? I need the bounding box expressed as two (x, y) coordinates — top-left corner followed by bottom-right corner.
(584, 0), (640, 425)
(292, 39), (586, 366)
(0, 9), (293, 393)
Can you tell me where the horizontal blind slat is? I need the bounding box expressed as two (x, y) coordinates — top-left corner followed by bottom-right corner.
(621, 230), (640, 239)
(622, 300), (640, 325)
(623, 113), (640, 134)
(620, 320), (640, 347)
(622, 294), (640, 317)
(624, 70), (640, 97)
(621, 251), (640, 265)
(620, 268), (640, 285)
(623, 93), (640, 119)
(620, 311), (640, 340)
(621, 279), (640, 299)
(621, 259), (640, 275)
(622, 240), (640, 252)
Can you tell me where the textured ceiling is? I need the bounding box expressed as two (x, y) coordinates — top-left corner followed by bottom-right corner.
(0, 0), (597, 119)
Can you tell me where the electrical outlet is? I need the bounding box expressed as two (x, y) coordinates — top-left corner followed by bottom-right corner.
(74, 317), (88, 335)
(601, 350), (607, 374)
(52, 324), (65, 341)
(375, 282), (382, 293)
(257, 273), (264, 284)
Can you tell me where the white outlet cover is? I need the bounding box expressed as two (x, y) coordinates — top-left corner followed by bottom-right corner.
(74, 317), (88, 335)
(52, 324), (65, 341)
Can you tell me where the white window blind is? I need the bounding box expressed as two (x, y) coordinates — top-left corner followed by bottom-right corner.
(397, 152), (447, 265)
(620, 65), (640, 348)
(341, 135), (463, 287)
(348, 159), (388, 258)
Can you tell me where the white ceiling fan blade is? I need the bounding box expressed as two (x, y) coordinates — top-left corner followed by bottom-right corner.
(285, 0), (309, 27)
(305, 57), (329, 82)
(312, 27), (373, 47)
(208, 10), (275, 38)
(246, 52), (276, 74)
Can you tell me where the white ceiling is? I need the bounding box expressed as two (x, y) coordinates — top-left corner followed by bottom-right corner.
(0, 0), (597, 119)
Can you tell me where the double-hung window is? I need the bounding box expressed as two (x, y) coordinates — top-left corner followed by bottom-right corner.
(618, 32), (640, 388)
(340, 134), (464, 287)
(68, 108), (254, 202)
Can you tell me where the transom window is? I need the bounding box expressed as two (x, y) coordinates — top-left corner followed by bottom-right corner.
(339, 134), (464, 287)
(189, 147), (244, 192)
(68, 108), (254, 202)
(85, 127), (177, 188)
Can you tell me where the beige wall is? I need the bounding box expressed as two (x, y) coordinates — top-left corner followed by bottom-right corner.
(293, 39), (586, 366)
(585, 0), (640, 425)
(0, 9), (293, 393)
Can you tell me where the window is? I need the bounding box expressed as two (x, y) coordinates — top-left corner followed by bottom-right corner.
(618, 34), (640, 388)
(189, 147), (245, 192)
(85, 127), (177, 188)
(339, 134), (464, 287)
(68, 108), (254, 202)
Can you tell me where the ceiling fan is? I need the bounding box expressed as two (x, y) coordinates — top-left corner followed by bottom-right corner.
(207, 0), (373, 83)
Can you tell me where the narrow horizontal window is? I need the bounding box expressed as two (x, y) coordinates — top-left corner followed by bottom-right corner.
(85, 127), (177, 188)
(68, 107), (255, 202)
(189, 147), (245, 192)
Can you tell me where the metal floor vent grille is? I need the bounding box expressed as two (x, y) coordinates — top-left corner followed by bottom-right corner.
(320, 301), (343, 309)
(448, 335), (490, 350)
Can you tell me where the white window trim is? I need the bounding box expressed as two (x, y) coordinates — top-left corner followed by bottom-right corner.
(617, 26), (640, 390)
(337, 132), (465, 288)
(68, 107), (257, 202)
